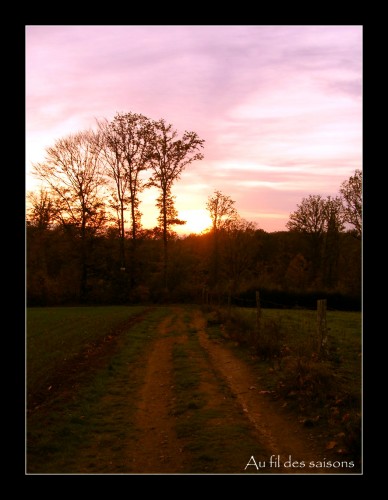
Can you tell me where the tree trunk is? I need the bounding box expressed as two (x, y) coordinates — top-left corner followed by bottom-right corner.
(80, 216), (88, 301)
(120, 202), (126, 269)
(163, 194), (168, 292)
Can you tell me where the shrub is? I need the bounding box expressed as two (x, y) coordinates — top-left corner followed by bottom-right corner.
(280, 356), (336, 404)
(343, 412), (361, 456)
(251, 318), (284, 367)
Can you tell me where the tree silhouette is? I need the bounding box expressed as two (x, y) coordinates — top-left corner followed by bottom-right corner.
(340, 169), (362, 239)
(287, 194), (346, 287)
(322, 196), (344, 288)
(206, 190), (238, 289)
(221, 216), (257, 297)
(27, 188), (56, 230)
(286, 194), (328, 286)
(286, 194), (327, 235)
(99, 112), (154, 285)
(148, 119), (204, 291)
(32, 130), (107, 300)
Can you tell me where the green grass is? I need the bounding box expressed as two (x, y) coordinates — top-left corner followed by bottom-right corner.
(27, 304), (362, 473)
(170, 327), (270, 474)
(239, 307), (361, 396)
(27, 306), (147, 395)
(27, 306), (169, 473)
(204, 306), (362, 465)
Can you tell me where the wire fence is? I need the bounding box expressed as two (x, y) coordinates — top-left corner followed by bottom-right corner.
(201, 287), (360, 312)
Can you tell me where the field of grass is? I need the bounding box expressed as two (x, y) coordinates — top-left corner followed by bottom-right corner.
(205, 306), (362, 463)
(26, 304), (362, 473)
(238, 307), (361, 397)
(26, 306), (168, 473)
(27, 306), (147, 396)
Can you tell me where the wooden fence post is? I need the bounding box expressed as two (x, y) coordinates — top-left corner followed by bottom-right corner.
(317, 299), (328, 357)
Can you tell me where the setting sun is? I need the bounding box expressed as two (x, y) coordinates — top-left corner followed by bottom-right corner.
(178, 209), (212, 235)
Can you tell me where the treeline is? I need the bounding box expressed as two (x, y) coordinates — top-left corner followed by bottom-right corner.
(26, 112), (361, 309)
(26, 221), (361, 308)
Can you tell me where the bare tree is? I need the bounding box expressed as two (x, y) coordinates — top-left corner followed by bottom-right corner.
(324, 196), (345, 231)
(221, 216), (257, 296)
(32, 130), (106, 299)
(206, 190), (238, 233)
(286, 194), (327, 285)
(340, 169), (362, 239)
(322, 196), (345, 288)
(206, 190), (238, 289)
(26, 188), (57, 303)
(98, 113), (154, 276)
(286, 194), (327, 235)
(26, 188), (56, 230)
(148, 119), (205, 290)
(287, 194), (345, 287)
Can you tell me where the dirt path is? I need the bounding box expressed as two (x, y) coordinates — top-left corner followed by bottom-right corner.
(129, 314), (189, 473)
(194, 312), (323, 473)
(128, 306), (334, 474)
(29, 305), (350, 474)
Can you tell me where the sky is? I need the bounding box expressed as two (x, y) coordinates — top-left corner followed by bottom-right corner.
(25, 25), (362, 234)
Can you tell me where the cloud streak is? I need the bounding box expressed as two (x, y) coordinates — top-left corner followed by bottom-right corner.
(26, 25), (362, 232)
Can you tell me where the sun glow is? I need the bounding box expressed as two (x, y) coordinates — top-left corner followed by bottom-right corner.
(178, 209), (212, 235)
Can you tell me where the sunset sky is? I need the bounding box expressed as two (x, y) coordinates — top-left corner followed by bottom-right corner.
(26, 25), (362, 234)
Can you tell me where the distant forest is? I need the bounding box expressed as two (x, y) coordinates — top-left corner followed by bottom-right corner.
(26, 112), (361, 310)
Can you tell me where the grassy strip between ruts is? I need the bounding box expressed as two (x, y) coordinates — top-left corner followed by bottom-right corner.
(170, 313), (270, 474)
(27, 306), (169, 474)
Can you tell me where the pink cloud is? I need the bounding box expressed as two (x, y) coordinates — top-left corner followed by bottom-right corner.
(26, 25), (362, 232)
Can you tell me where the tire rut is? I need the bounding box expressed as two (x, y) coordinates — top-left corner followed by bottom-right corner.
(129, 314), (189, 473)
(193, 310), (330, 473)
(129, 307), (336, 474)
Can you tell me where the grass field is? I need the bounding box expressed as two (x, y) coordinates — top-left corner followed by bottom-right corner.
(27, 306), (148, 396)
(235, 307), (361, 399)
(26, 305), (167, 473)
(206, 306), (362, 461)
(26, 304), (362, 473)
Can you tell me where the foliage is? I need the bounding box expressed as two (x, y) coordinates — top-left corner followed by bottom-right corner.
(26, 225), (361, 307)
